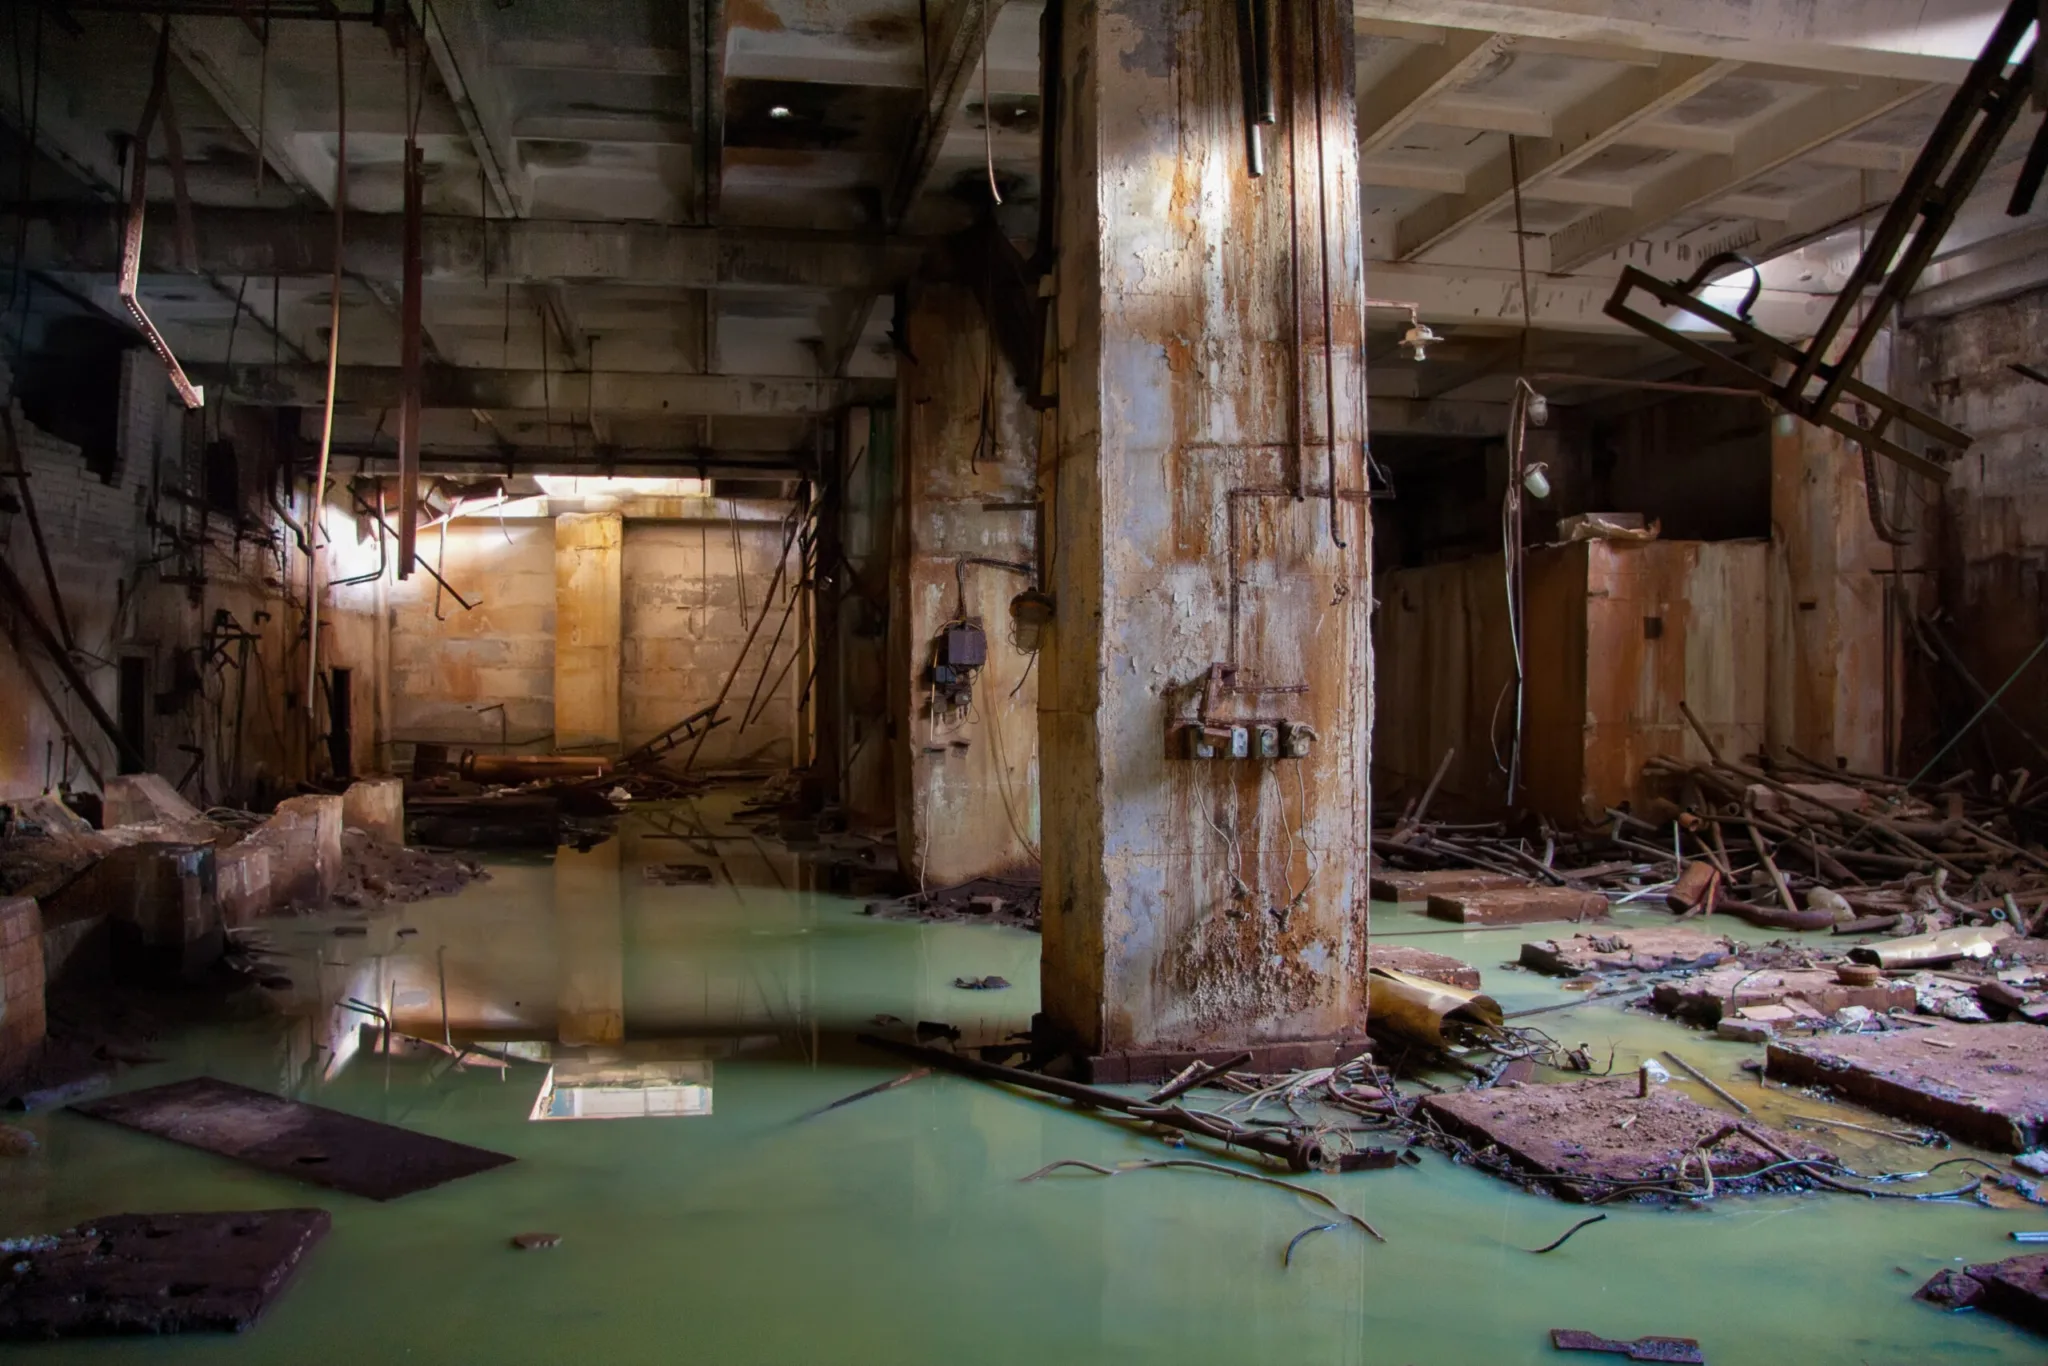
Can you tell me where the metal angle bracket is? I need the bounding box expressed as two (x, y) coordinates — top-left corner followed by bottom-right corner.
(1602, 265), (1960, 485)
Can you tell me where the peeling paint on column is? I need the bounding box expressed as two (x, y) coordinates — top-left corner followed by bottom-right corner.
(1041, 0), (1372, 1065)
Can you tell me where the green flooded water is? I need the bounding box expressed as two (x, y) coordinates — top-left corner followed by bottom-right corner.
(3, 808), (2044, 1363)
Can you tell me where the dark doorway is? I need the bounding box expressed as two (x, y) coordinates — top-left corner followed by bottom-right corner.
(327, 667), (353, 779)
(117, 656), (148, 775)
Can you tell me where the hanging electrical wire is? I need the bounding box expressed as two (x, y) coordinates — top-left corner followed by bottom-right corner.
(305, 16), (347, 721)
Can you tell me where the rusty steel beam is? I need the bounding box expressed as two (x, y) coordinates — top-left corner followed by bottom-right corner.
(398, 143), (423, 579)
(201, 364), (891, 415)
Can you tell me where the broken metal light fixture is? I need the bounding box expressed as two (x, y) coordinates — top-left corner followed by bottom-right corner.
(1402, 321), (1438, 362)
(1521, 462), (1552, 501)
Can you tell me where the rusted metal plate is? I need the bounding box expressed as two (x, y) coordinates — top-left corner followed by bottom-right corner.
(1766, 1022), (2048, 1151)
(1520, 927), (1736, 977)
(73, 1077), (514, 1200)
(1426, 887), (1606, 925)
(1423, 1077), (1830, 1202)
(1371, 944), (1481, 990)
(1551, 1328), (1706, 1363)
(1368, 869), (1526, 903)
(0, 1209), (328, 1340)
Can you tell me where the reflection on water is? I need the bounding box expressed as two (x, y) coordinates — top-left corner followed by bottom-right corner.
(0, 801), (2040, 1364)
(531, 1051), (716, 1121)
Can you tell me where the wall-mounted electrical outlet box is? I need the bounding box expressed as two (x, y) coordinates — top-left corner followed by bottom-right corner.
(1255, 725), (1281, 759)
(1281, 721), (1318, 758)
(941, 624), (987, 669)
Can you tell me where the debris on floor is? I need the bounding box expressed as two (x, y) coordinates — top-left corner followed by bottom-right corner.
(644, 863), (715, 885)
(952, 975), (1010, 990)
(1651, 963), (1917, 1026)
(329, 829), (485, 908)
(0, 1209), (330, 1340)
(1766, 1022), (2048, 1152)
(510, 1232), (563, 1251)
(1369, 868), (1527, 903)
(1916, 1252), (2048, 1333)
(72, 1076), (515, 1199)
(864, 875), (1042, 930)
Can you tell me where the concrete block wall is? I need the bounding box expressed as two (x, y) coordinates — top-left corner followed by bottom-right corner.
(0, 895), (45, 1080)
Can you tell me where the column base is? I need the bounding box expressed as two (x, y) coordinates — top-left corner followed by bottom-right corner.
(1079, 1036), (1373, 1085)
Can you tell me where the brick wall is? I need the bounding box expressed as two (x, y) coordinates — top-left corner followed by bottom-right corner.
(0, 895), (46, 1081)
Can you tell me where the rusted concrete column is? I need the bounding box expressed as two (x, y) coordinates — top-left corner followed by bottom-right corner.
(892, 284), (1042, 887)
(1038, 0), (1372, 1078)
(554, 511), (623, 752)
(1767, 411), (1892, 771)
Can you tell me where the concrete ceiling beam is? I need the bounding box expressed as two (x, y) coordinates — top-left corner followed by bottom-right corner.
(202, 363), (891, 415)
(1352, 0), (1999, 83)
(407, 0), (526, 218)
(1357, 28), (1513, 159)
(886, 0), (1007, 228)
(685, 0), (728, 224)
(7, 207), (929, 292)
(1360, 161), (1469, 194)
(1370, 259), (1834, 338)
(1545, 76), (1928, 271)
(1394, 55), (1735, 260)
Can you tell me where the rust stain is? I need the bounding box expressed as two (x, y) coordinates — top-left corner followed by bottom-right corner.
(725, 0), (784, 33)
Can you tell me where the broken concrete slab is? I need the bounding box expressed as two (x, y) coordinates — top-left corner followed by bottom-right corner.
(340, 777), (405, 847)
(0, 1209), (329, 1340)
(1422, 1076), (1830, 1201)
(1426, 886), (1606, 925)
(72, 1076), (514, 1199)
(1520, 927), (1736, 977)
(1369, 869), (1527, 903)
(233, 796), (343, 909)
(1372, 944), (1482, 990)
(100, 774), (202, 830)
(1917, 1253), (2048, 1333)
(1651, 964), (1915, 1025)
(1767, 1022), (2048, 1152)
(215, 842), (273, 928)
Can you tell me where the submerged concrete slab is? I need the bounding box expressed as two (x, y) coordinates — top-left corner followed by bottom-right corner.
(1426, 887), (1606, 926)
(1767, 1022), (2048, 1151)
(1652, 964), (1915, 1024)
(1520, 927), (1736, 977)
(1372, 944), (1482, 990)
(1919, 1253), (2048, 1333)
(0, 1209), (330, 1340)
(1422, 1077), (1830, 1201)
(1368, 869), (1526, 903)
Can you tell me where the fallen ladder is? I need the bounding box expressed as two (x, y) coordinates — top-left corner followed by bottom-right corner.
(615, 704), (726, 772)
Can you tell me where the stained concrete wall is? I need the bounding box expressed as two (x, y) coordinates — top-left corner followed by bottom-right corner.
(382, 500), (799, 769)
(621, 510), (800, 769)
(387, 519), (559, 757)
(892, 284), (1041, 886)
(1039, 0), (1372, 1068)
(1908, 287), (2048, 772)
(0, 356), (385, 803)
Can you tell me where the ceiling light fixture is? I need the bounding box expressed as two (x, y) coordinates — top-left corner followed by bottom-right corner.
(768, 105), (792, 119)
(1402, 322), (1438, 363)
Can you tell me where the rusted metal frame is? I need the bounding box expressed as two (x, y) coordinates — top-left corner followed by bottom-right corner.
(346, 484), (474, 609)
(119, 24), (203, 410)
(1789, 0), (2036, 412)
(1809, 30), (2034, 415)
(1603, 268), (1956, 483)
(0, 411), (75, 652)
(0, 555), (145, 772)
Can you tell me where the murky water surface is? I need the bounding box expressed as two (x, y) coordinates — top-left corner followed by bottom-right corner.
(2, 806), (2042, 1363)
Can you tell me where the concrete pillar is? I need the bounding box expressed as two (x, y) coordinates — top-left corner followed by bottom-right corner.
(555, 837), (624, 1045)
(1039, 0), (1372, 1078)
(1767, 410), (1892, 771)
(893, 284), (1042, 886)
(554, 511), (622, 752)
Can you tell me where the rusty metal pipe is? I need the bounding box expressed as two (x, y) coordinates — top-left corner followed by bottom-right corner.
(856, 1034), (1321, 1171)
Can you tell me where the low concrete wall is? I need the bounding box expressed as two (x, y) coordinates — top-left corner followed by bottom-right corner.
(0, 895), (44, 1081)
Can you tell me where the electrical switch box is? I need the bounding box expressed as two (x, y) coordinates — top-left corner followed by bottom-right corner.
(1226, 726), (1250, 759)
(1281, 721), (1318, 758)
(1255, 725), (1281, 759)
(941, 624), (987, 669)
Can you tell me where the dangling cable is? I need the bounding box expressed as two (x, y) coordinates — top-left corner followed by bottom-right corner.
(980, 0), (1002, 205)
(306, 16), (346, 721)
